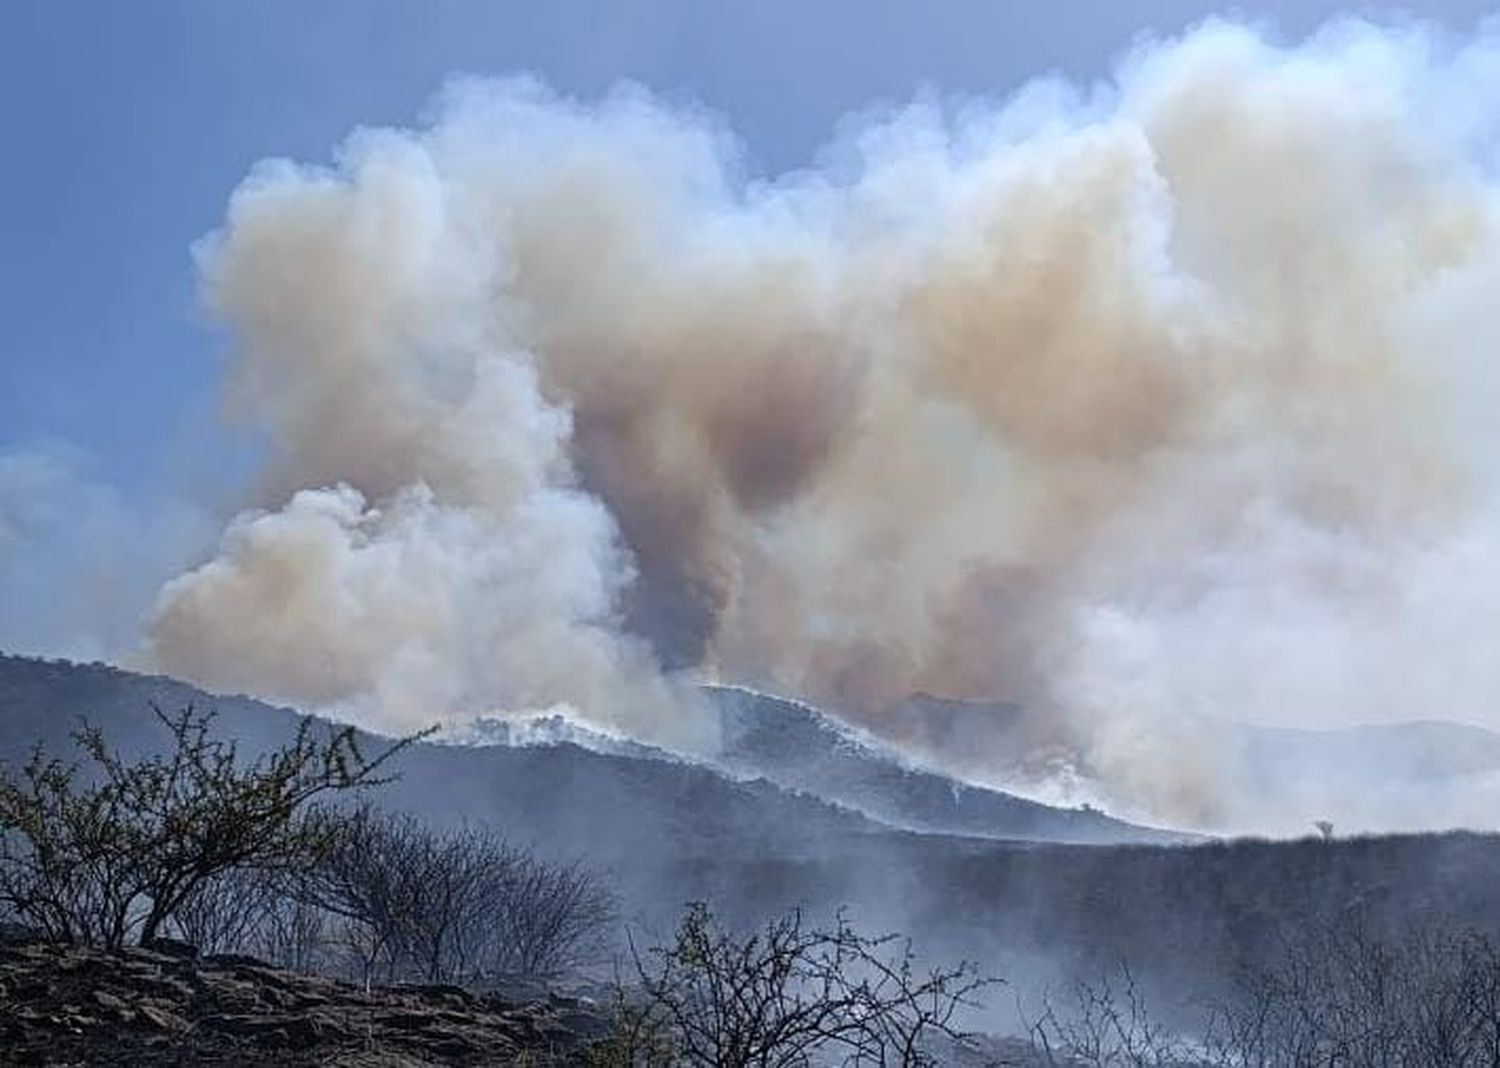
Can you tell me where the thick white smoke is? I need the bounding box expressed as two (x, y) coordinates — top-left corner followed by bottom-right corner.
(140, 168), (694, 740)
(143, 18), (1500, 829)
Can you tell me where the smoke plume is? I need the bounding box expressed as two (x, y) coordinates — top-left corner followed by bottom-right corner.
(143, 18), (1500, 828)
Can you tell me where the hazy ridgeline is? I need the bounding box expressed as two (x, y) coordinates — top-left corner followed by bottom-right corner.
(5, 653), (1500, 1063)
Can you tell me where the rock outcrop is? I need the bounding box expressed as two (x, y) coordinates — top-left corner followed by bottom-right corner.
(0, 936), (607, 1066)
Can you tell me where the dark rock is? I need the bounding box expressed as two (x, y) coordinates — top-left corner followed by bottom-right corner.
(91, 989), (127, 1011)
(0, 939), (605, 1065)
(392, 980), (472, 1001)
(203, 1011), (331, 1046)
(134, 1003), (189, 1032)
(200, 952), (270, 969)
(141, 937), (198, 960)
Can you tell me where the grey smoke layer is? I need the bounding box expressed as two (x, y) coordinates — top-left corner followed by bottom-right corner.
(140, 19), (1500, 830)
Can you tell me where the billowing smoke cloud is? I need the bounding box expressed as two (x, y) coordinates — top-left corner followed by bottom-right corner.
(143, 18), (1500, 829)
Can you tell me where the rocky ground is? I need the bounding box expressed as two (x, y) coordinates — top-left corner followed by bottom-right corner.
(0, 936), (609, 1066)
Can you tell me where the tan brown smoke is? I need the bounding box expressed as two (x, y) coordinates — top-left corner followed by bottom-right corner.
(142, 20), (1500, 828)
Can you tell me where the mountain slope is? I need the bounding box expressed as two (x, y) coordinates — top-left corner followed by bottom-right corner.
(1221, 719), (1500, 833)
(878, 691), (1500, 835)
(1233, 720), (1500, 784)
(0, 655), (889, 895)
(13, 655), (1500, 1015)
(703, 686), (1183, 845)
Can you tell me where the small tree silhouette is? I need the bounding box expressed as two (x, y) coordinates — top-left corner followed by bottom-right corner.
(0, 704), (424, 948)
(1314, 820), (1335, 841)
(295, 805), (616, 986)
(608, 901), (995, 1067)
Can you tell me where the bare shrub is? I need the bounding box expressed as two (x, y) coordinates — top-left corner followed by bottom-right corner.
(1023, 964), (1184, 1067)
(170, 867), (282, 957)
(1021, 918), (1500, 1068)
(491, 854), (617, 980)
(299, 806), (616, 986)
(171, 867), (328, 969)
(1204, 919), (1500, 1067)
(0, 705), (420, 948)
(609, 901), (994, 1067)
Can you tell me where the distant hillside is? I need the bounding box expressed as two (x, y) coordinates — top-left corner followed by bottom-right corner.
(873, 690), (1500, 835)
(1232, 719), (1500, 784)
(886, 693), (1033, 771)
(0, 653), (887, 913)
(0, 654), (1174, 851)
(10, 652), (1500, 1018)
(703, 685), (1182, 845)
(0, 654), (307, 757)
(1215, 719), (1500, 834)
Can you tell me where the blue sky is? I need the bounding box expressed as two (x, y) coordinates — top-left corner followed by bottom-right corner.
(1, 0), (1496, 660)
(3, 0), (1493, 503)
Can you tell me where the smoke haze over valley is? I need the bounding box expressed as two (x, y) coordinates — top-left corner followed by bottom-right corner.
(13, 10), (1500, 837)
